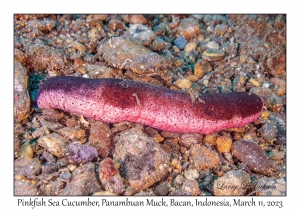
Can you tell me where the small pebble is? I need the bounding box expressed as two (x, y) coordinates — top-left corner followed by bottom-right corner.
(216, 136), (232, 153)
(65, 143), (99, 164)
(206, 41), (219, 49)
(42, 109), (64, 122)
(184, 168), (199, 180)
(125, 23), (155, 46)
(57, 127), (86, 143)
(17, 141), (34, 159)
(89, 121), (111, 158)
(99, 157), (125, 195)
(60, 172), (72, 183)
(259, 122), (278, 143)
(184, 42), (198, 52)
(38, 133), (67, 157)
(190, 144), (220, 169)
(42, 163), (58, 174)
(179, 133), (203, 147)
(249, 78), (261, 87)
(194, 63), (205, 79)
(175, 78), (192, 89)
(202, 48), (225, 61)
(172, 159), (182, 171)
(203, 133), (218, 145)
(174, 175), (185, 187)
(154, 182), (169, 196)
(214, 24), (228, 36)
(182, 180), (200, 195)
(177, 18), (201, 40)
(173, 36), (187, 49)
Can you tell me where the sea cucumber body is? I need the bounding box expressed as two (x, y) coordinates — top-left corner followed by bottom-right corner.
(37, 76), (263, 134)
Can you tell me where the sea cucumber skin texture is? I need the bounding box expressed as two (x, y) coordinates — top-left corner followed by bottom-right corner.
(37, 76), (264, 134)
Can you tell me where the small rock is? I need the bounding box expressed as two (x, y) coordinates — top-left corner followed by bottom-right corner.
(85, 64), (117, 79)
(223, 69), (235, 79)
(93, 14), (108, 21)
(100, 37), (170, 74)
(160, 131), (180, 138)
(232, 140), (275, 176)
(182, 180), (200, 195)
(89, 121), (111, 158)
(38, 133), (67, 157)
(172, 158), (182, 171)
(173, 36), (187, 49)
(114, 126), (170, 192)
(122, 14), (148, 24)
(216, 136), (232, 153)
(174, 174), (185, 187)
(70, 41), (86, 53)
(60, 172), (72, 183)
(177, 18), (200, 40)
(65, 143), (98, 164)
(14, 61), (30, 122)
(17, 141), (34, 159)
(32, 126), (50, 139)
(202, 48), (225, 61)
(233, 75), (246, 91)
(14, 180), (39, 196)
(206, 41), (219, 49)
(154, 182), (169, 196)
(42, 151), (57, 163)
(179, 133), (203, 147)
(184, 168), (199, 180)
(108, 19), (126, 31)
(190, 144), (220, 169)
(42, 163), (58, 174)
(184, 42), (198, 53)
(99, 157), (125, 195)
(248, 78), (262, 87)
(203, 133), (218, 145)
(42, 109), (64, 122)
(39, 119), (64, 132)
(213, 170), (250, 196)
(253, 177), (286, 196)
(59, 162), (101, 195)
(194, 63), (205, 79)
(14, 157), (42, 177)
(149, 37), (170, 51)
(57, 127), (86, 143)
(214, 24), (228, 36)
(56, 158), (69, 169)
(259, 122), (278, 143)
(175, 78), (192, 89)
(124, 24), (155, 46)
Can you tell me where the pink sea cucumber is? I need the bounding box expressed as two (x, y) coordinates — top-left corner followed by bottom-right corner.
(37, 76), (263, 134)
